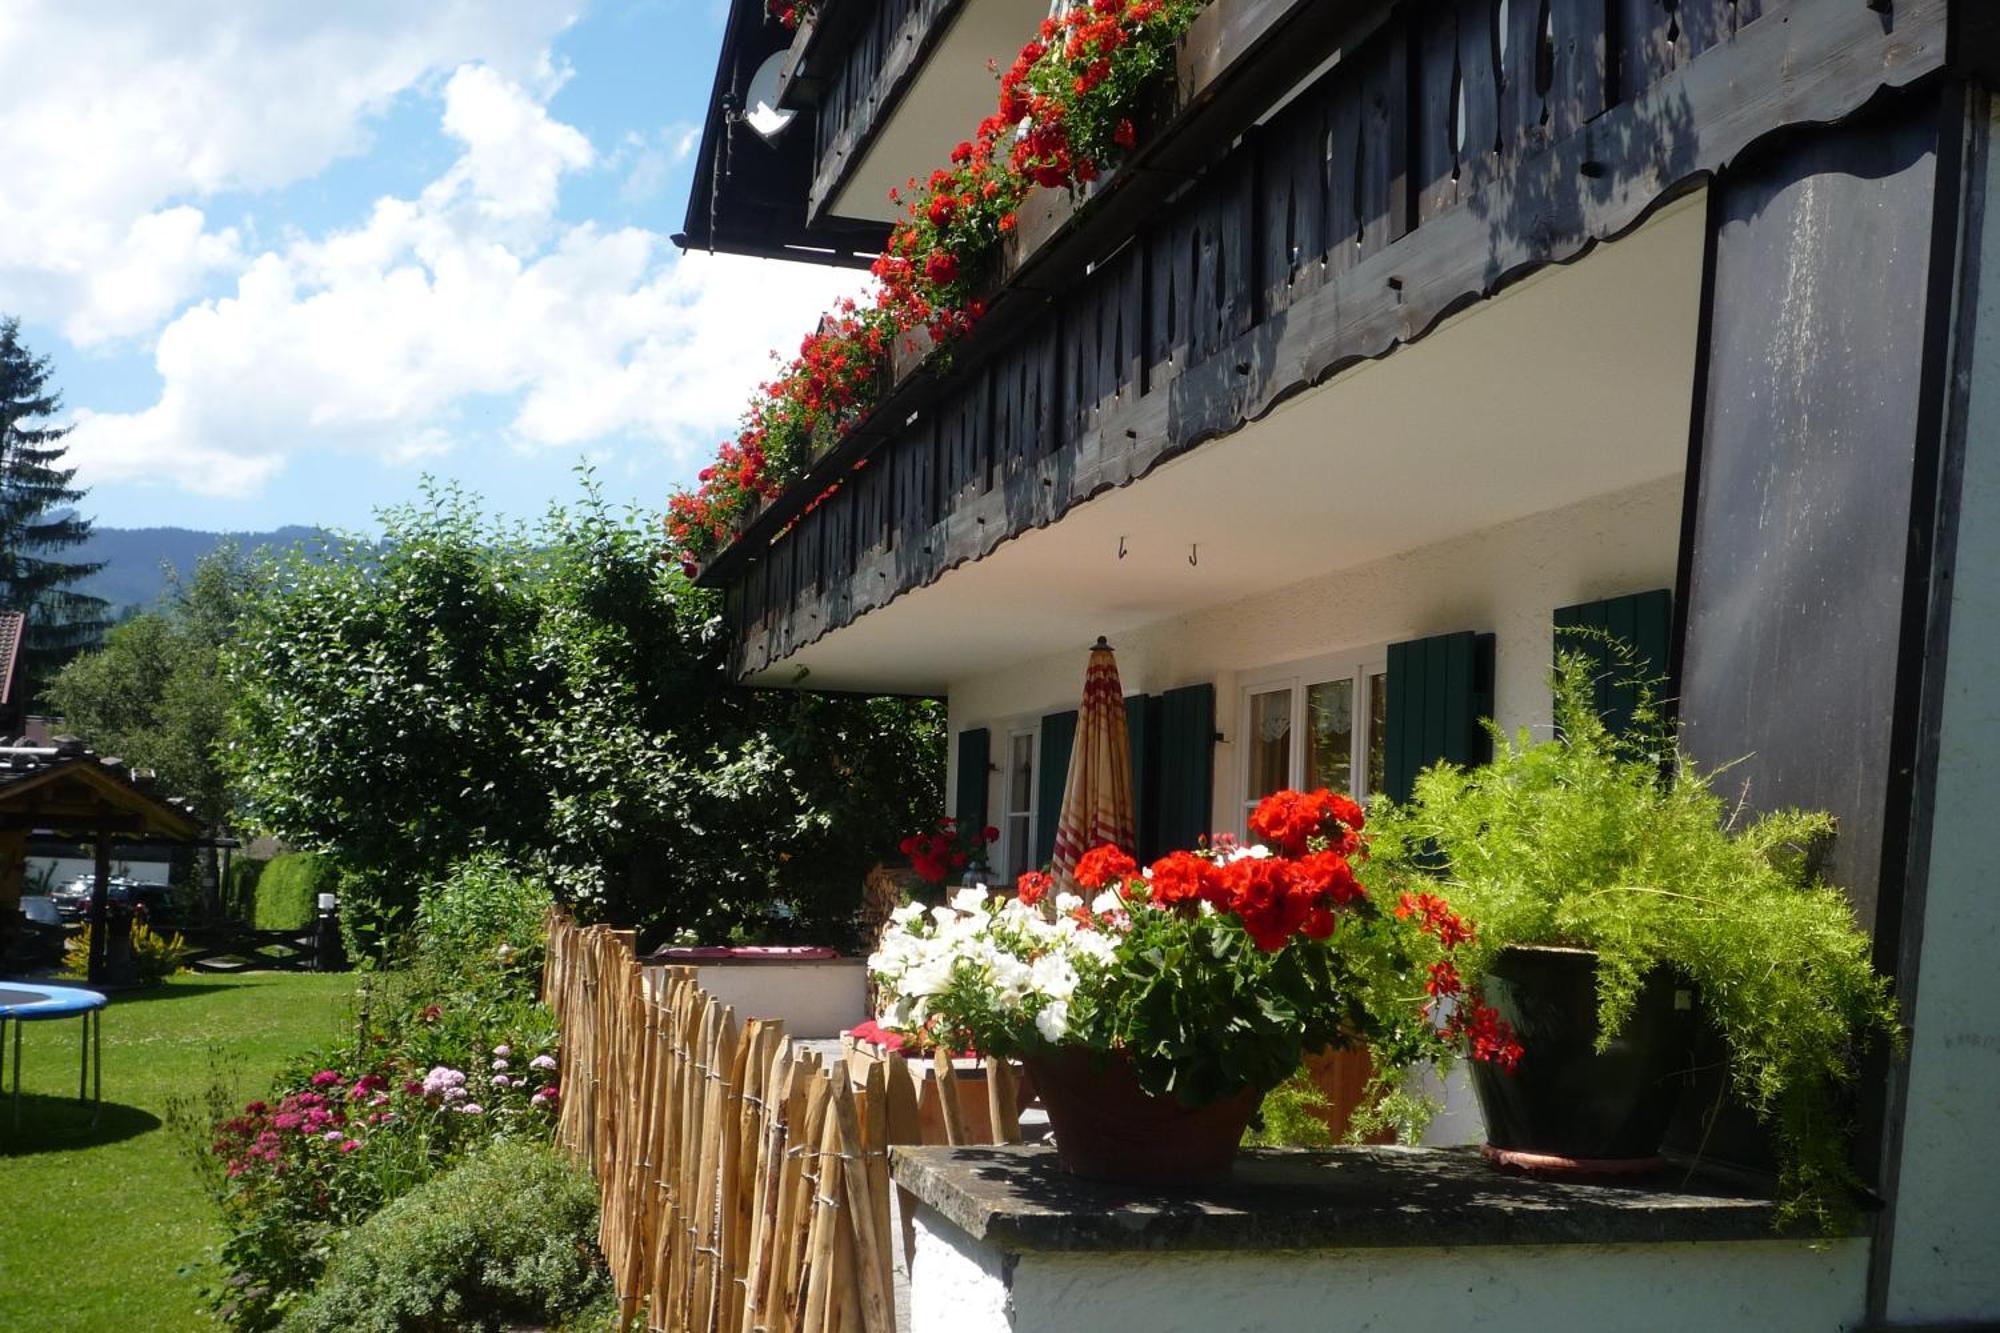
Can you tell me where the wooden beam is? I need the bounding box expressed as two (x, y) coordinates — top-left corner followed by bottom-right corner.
(86, 831), (111, 986)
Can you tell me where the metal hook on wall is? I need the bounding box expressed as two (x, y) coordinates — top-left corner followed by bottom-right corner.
(1118, 535), (1129, 560)
(1188, 544), (1200, 568)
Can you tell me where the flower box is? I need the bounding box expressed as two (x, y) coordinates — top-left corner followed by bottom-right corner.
(641, 946), (867, 1041)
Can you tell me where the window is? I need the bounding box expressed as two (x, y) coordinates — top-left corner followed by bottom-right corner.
(1002, 729), (1037, 880)
(1240, 651), (1388, 833)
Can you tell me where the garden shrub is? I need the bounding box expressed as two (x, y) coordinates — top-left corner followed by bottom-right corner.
(413, 851), (552, 986)
(63, 919), (188, 984)
(190, 979), (562, 1329)
(278, 1140), (608, 1333)
(255, 853), (340, 930)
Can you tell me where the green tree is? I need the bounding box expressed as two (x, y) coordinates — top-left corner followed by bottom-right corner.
(224, 476), (943, 952)
(0, 316), (108, 687)
(45, 544), (253, 831)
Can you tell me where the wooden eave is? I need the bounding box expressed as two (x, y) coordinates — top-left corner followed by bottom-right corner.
(677, 0), (888, 268)
(0, 760), (204, 840)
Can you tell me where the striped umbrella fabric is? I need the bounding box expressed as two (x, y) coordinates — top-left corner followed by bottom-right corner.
(1051, 637), (1136, 882)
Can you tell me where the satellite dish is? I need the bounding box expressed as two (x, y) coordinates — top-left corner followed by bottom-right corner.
(744, 52), (796, 143)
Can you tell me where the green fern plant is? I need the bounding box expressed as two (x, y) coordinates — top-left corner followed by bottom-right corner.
(1363, 649), (1901, 1229)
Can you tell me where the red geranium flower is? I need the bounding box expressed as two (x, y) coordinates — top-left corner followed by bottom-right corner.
(1073, 845), (1138, 890)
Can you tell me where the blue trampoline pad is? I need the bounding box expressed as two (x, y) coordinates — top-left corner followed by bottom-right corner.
(0, 983), (108, 1019)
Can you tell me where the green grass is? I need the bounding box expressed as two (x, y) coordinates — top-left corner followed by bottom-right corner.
(0, 972), (357, 1332)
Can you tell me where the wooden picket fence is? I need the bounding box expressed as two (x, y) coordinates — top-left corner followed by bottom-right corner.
(546, 912), (1015, 1333)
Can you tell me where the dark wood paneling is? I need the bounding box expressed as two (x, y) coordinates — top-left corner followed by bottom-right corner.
(1678, 107), (1942, 933)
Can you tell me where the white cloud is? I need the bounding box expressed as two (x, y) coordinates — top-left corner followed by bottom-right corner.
(65, 65), (867, 500)
(0, 0), (581, 345)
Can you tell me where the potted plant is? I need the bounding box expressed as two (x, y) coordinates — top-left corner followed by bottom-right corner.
(897, 817), (997, 894)
(869, 790), (1521, 1185)
(1364, 654), (1901, 1226)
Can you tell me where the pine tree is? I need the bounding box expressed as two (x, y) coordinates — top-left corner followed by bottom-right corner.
(0, 317), (108, 692)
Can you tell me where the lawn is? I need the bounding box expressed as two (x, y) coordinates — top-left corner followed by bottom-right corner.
(0, 972), (357, 1332)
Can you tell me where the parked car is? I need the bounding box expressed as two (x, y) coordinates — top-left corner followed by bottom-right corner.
(49, 876), (179, 925)
(18, 894), (62, 927)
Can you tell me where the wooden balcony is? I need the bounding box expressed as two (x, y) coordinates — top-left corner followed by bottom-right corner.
(707, 0), (1949, 681)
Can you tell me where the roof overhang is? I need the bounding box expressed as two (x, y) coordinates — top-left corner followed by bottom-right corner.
(0, 758), (205, 840)
(677, 0), (889, 268)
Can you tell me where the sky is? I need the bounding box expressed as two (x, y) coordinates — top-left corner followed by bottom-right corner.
(0, 0), (869, 534)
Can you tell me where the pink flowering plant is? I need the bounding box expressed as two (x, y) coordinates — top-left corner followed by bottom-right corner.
(191, 1010), (561, 1331)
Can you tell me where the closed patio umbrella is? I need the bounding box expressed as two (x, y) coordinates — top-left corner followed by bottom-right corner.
(1051, 637), (1136, 882)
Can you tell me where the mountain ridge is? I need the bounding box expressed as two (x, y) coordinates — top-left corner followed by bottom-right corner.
(71, 524), (325, 613)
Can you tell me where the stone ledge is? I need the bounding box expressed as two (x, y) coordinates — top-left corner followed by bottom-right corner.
(890, 1144), (1868, 1254)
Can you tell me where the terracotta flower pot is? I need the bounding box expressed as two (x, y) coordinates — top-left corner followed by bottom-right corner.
(1469, 946), (1696, 1174)
(1023, 1047), (1262, 1186)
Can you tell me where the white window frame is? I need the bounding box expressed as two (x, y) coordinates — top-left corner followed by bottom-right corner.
(997, 725), (1040, 884)
(1236, 646), (1389, 837)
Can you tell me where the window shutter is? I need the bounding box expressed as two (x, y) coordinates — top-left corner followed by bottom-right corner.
(1126, 693), (1162, 861)
(1155, 684), (1217, 855)
(953, 728), (991, 835)
(1034, 710), (1078, 868)
(1383, 631), (1496, 804)
(1553, 589), (1672, 737)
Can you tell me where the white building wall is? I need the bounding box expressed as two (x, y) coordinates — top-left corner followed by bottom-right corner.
(909, 1208), (1869, 1333)
(948, 474), (1684, 841)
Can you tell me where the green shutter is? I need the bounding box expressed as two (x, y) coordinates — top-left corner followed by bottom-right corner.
(1155, 684), (1217, 855)
(1035, 710), (1077, 868)
(1383, 631), (1496, 804)
(1126, 693), (1162, 861)
(954, 728), (991, 834)
(1553, 589), (1672, 737)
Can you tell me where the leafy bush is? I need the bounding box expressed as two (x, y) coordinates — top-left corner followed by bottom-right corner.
(1365, 655), (1902, 1227)
(64, 919), (188, 984)
(256, 853), (341, 930)
(278, 1140), (607, 1333)
(224, 477), (943, 953)
(413, 852), (551, 987)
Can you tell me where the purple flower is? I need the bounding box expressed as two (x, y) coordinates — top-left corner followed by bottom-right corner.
(492, 1044), (512, 1059)
(338, 1139), (361, 1154)
(322, 1130), (344, 1142)
(310, 1070), (344, 1089)
(491, 1058), (509, 1072)
(528, 1054), (557, 1072)
(457, 1103), (484, 1116)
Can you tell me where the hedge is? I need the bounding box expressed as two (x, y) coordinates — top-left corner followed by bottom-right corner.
(224, 855), (269, 924)
(254, 853), (341, 931)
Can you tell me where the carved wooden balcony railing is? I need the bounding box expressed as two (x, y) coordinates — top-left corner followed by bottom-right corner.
(715, 0), (1949, 679)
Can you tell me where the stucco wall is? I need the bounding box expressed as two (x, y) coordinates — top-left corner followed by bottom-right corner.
(909, 1208), (1869, 1333)
(947, 474), (1684, 840)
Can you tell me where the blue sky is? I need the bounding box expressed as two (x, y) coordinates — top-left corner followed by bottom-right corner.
(0, 1), (864, 533)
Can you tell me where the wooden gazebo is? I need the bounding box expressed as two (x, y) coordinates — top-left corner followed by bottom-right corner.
(0, 739), (203, 983)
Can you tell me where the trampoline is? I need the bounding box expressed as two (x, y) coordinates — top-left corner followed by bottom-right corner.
(0, 982), (106, 1130)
